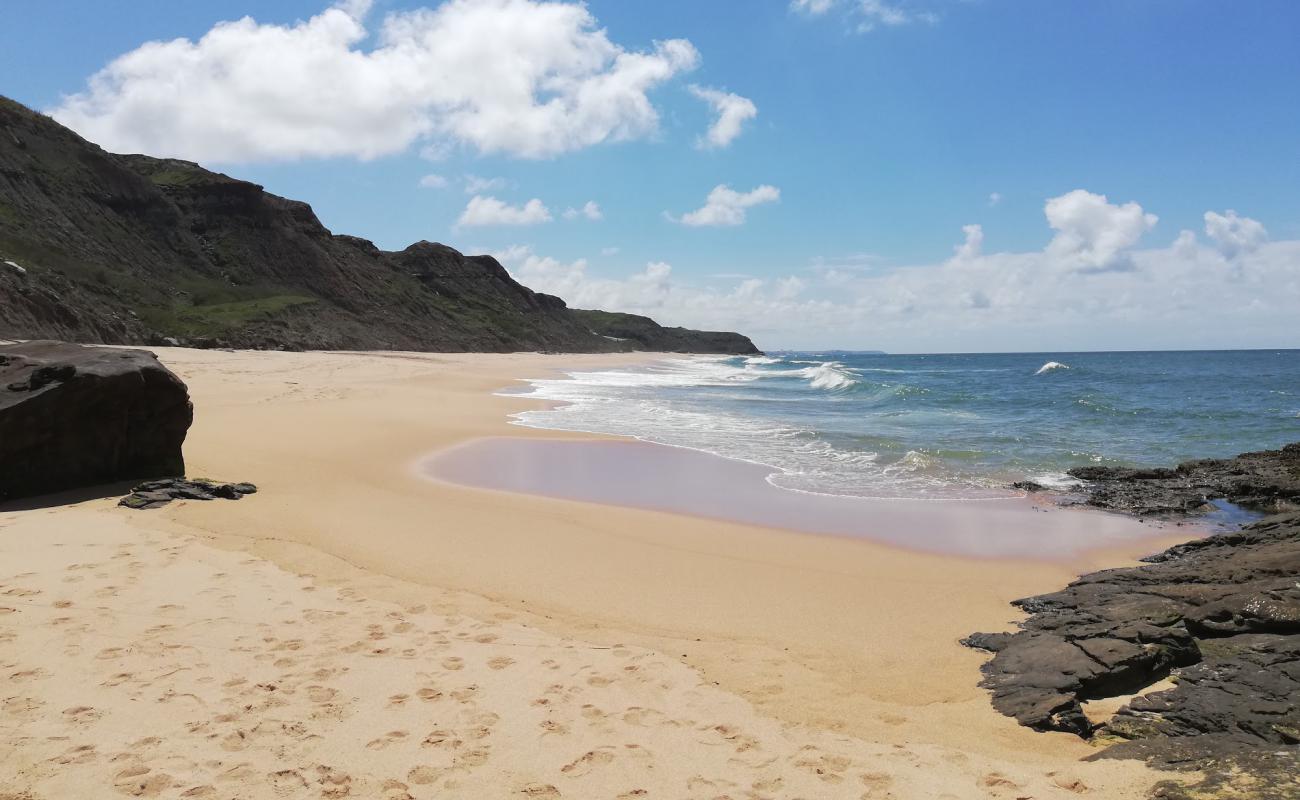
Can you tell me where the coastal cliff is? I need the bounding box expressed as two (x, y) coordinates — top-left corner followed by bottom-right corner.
(0, 97), (758, 354)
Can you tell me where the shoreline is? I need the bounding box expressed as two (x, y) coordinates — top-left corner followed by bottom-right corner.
(1, 347), (1189, 798)
(421, 434), (1204, 562)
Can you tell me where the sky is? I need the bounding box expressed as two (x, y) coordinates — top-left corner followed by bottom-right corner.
(4, 0), (1299, 352)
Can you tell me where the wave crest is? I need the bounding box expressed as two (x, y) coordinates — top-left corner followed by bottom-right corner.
(798, 362), (860, 391)
(1034, 361), (1069, 375)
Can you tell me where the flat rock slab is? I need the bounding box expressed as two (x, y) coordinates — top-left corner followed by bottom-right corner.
(119, 478), (257, 510)
(1, 341), (192, 502)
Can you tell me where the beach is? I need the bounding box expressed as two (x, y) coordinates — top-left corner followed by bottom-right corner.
(1, 348), (1192, 799)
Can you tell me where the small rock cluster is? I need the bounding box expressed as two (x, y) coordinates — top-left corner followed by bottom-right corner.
(119, 478), (258, 510)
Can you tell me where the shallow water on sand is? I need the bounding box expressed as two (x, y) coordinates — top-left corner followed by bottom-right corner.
(423, 437), (1199, 560)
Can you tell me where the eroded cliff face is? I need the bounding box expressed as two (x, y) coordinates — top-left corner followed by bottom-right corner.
(0, 97), (758, 355)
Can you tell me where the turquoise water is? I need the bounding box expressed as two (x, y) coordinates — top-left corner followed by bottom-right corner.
(510, 350), (1300, 500)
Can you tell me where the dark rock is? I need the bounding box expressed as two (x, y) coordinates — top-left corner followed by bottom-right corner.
(0, 95), (758, 356)
(1, 341), (192, 502)
(1064, 442), (1300, 517)
(1011, 480), (1046, 492)
(117, 477), (257, 510)
(959, 632), (1013, 652)
(965, 509), (1300, 776)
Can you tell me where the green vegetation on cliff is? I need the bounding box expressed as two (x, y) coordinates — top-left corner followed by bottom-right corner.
(0, 96), (758, 354)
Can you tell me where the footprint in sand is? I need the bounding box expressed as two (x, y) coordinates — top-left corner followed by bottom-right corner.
(62, 705), (103, 724)
(268, 769), (309, 793)
(314, 765), (352, 798)
(790, 746), (851, 783)
(421, 730), (462, 750)
(49, 743), (97, 765)
(380, 778), (415, 800)
(539, 719), (569, 736)
(407, 765), (441, 785)
(442, 657), (464, 671)
(520, 784), (562, 798)
(113, 765), (173, 797)
(487, 656), (514, 670)
(860, 770), (896, 797)
(560, 747), (616, 778)
(979, 772), (1023, 793)
(453, 747), (490, 769)
(366, 731), (410, 750)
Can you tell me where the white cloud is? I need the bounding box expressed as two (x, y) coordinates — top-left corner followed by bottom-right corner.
(687, 85), (758, 149)
(952, 224), (983, 261)
(791, 0), (836, 13)
(675, 184), (780, 227)
(494, 196), (1299, 352)
(1204, 210), (1268, 258)
(988, 192), (1002, 206)
(563, 201), (603, 221)
(792, 0), (938, 32)
(456, 195), (552, 228)
(418, 173), (448, 189)
(464, 174), (508, 194)
(1043, 189), (1158, 273)
(52, 0), (700, 162)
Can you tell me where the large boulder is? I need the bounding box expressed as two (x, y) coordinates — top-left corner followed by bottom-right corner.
(0, 341), (192, 501)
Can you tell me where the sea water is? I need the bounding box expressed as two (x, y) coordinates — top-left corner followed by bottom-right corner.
(507, 350), (1300, 500)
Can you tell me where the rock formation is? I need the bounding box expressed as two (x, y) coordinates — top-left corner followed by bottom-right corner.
(0, 341), (192, 502)
(1065, 443), (1300, 516)
(0, 96), (758, 355)
(119, 478), (257, 510)
(972, 443), (1300, 797)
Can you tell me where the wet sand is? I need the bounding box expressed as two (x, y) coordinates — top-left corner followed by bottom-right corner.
(424, 436), (1191, 559)
(0, 348), (1194, 799)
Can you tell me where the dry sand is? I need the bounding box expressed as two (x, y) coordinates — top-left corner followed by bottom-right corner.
(0, 348), (1192, 799)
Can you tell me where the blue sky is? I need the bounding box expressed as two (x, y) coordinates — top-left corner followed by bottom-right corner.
(4, 1), (1299, 351)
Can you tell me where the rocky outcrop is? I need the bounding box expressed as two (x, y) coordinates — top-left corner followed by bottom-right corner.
(964, 511), (1300, 792)
(571, 310), (761, 355)
(0, 341), (193, 501)
(119, 478), (257, 510)
(1064, 443), (1300, 516)
(0, 96), (758, 355)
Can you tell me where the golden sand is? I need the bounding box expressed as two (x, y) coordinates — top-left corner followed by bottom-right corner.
(0, 348), (1191, 798)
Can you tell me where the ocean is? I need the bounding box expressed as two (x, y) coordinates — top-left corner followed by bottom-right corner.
(507, 350), (1300, 500)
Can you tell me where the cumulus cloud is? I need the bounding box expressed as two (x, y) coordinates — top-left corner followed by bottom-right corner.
(792, 0), (938, 31)
(563, 201), (603, 221)
(952, 224), (983, 261)
(790, 0), (836, 13)
(687, 85), (758, 149)
(674, 184), (780, 227)
(456, 196), (552, 228)
(464, 175), (509, 194)
(496, 194), (1297, 351)
(988, 192), (1002, 206)
(418, 173), (448, 189)
(51, 0), (700, 162)
(1204, 210), (1268, 259)
(1043, 189), (1158, 273)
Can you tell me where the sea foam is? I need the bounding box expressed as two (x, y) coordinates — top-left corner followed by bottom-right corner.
(1034, 361), (1069, 375)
